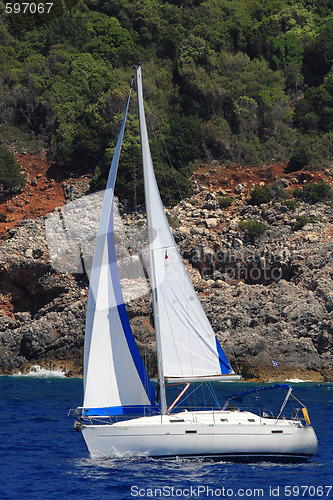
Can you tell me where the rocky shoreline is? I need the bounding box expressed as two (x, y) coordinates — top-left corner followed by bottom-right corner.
(0, 174), (332, 382)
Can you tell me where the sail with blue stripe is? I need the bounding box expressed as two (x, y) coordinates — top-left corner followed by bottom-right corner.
(83, 81), (157, 416)
(137, 65), (238, 394)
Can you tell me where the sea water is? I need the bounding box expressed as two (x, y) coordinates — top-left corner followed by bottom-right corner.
(0, 375), (332, 500)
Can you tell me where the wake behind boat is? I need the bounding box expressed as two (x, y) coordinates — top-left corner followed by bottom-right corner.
(70, 65), (318, 461)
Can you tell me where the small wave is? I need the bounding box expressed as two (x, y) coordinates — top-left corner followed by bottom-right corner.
(14, 365), (66, 378)
(284, 378), (314, 383)
(31, 416), (57, 422)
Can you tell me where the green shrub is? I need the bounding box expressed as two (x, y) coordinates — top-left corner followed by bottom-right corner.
(0, 145), (25, 189)
(292, 215), (316, 231)
(167, 214), (180, 229)
(293, 181), (331, 203)
(286, 145), (312, 173)
(302, 181), (331, 202)
(282, 199), (300, 210)
(0, 211), (7, 222)
(247, 186), (272, 206)
(291, 187), (302, 199)
(269, 180), (289, 200)
(219, 196), (233, 208)
(238, 220), (268, 241)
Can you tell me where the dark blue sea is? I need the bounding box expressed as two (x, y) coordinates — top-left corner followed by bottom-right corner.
(1, 374), (332, 500)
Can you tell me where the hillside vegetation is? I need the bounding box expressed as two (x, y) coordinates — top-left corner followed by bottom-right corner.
(1, 0), (333, 204)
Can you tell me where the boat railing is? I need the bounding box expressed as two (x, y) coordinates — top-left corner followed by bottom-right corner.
(68, 406), (161, 425)
(69, 404), (308, 426)
(202, 405), (306, 424)
(169, 404), (300, 423)
(290, 407), (310, 426)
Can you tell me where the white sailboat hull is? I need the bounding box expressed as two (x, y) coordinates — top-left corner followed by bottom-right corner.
(81, 410), (318, 461)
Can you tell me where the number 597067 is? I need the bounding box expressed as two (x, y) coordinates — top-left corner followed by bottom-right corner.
(5, 3), (54, 14)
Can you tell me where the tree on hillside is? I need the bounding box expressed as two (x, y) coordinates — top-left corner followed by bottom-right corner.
(1, 0), (333, 204)
(0, 144), (25, 189)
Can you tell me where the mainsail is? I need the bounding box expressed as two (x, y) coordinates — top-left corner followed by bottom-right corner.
(136, 65), (236, 400)
(83, 80), (157, 416)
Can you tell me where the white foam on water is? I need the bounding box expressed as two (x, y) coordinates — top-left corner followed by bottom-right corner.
(284, 378), (314, 383)
(14, 365), (66, 378)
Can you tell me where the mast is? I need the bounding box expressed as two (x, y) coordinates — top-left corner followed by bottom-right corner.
(136, 64), (168, 415)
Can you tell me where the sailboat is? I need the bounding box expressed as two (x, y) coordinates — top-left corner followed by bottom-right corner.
(70, 65), (318, 461)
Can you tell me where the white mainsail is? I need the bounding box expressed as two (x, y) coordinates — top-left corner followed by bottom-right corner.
(83, 82), (156, 415)
(136, 66), (236, 393)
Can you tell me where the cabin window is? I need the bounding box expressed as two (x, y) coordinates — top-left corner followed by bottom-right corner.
(271, 430), (283, 434)
(248, 419), (256, 422)
(185, 430), (197, 434)
(170, 419), (185, 423)
(220, 418), (228, 422)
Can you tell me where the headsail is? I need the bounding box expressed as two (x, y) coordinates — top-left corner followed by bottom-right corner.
(83, 79), (157, 416)
(136, 65), (238, 397)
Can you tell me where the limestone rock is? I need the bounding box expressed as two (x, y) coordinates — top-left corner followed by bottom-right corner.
(235, 183), (247, 194)
(0, 187), (332, 381)
(206, 218), (218, 228)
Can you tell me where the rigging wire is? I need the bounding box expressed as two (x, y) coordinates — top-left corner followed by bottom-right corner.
(207, 382), (221, 409)
(202, 384), (207, 410)
(172, 383), (202, 412)
(143, 81), (184, 203)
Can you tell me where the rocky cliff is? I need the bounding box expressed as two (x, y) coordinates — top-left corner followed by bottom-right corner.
(0, 157), (332, 381)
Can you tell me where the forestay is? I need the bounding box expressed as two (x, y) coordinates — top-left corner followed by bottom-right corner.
(83, 80), (156, 416)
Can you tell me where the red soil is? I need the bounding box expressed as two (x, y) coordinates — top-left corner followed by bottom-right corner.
(0, 154), (331, 241)
(0, 152), (68, 239)
(193, 162), (331, 194)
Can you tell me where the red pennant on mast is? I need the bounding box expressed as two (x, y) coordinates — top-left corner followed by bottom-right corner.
(165, 250), (168, 260)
